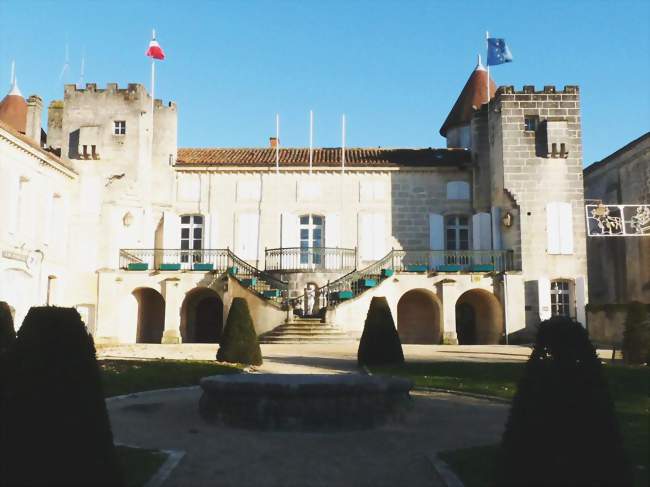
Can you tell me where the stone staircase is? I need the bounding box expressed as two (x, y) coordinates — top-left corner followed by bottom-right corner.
(259, 317), (354, 344)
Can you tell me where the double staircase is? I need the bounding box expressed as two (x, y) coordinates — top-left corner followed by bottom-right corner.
(259, 317), (352, 344)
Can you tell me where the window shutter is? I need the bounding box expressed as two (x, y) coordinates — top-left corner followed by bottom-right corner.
(203, 212), (218, 249)
(472, 213), (492, 250)
(372, 214), (386, 259)
(163, 211), (181, 249)
(359, 213), (374, 261)
(237, 212), (259, 260)
(429, 213), (444, 268)
(546, 203), (561, 254)
(575, 276), (586, 326)
(558, 202), (574, 254)
(324, 213), (341, 269)
(359, 181), (373, 202)
(491, 207), (502, 250)
(281, 212), (298, 268)
(538, 277), (552, 321)
(4, 175), (19, 235)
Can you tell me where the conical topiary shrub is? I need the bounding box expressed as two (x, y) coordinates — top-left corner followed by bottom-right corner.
(0, 301), (15, 354)
(3, 306), (124, 487)
(358, 296), (404, 367)
(217, 298), (263, 365)
(622, 301), (650, 365)
(496, 316), (631, 487)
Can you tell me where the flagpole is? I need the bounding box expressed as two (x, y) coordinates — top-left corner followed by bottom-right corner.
(341, 114), (346, 174)
(275, 113), (280, 174)
(309, 110), (313, 175)
(485, 31), (490, 103)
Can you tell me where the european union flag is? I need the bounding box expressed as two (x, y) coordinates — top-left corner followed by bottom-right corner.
(487, 38), (513, 66)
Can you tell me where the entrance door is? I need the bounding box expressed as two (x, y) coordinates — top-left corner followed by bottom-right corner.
(456, 302), (476, 344)
(299, 215), (324, 268)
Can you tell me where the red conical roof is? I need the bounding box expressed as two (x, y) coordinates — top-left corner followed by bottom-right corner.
(0, 81), (27, 134)
(439, 59), (496, 137)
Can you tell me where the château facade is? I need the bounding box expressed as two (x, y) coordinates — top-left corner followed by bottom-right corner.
(0, 60), (588, 345)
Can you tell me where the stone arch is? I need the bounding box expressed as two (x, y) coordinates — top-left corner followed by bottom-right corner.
(132, 287), (165, 344)
(180, 287), (223, 343)
(455, 288), (504, 344)
(397, 289), (442, 344)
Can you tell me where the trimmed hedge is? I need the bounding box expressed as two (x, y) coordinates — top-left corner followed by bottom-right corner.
(622, 301), (650, 365)
(358, 296), (404, 367)
(217, 298), (262, 365)
(497, 316), (631, 487)
(2, 306), (124, 486)
(0, 301), (14, 353)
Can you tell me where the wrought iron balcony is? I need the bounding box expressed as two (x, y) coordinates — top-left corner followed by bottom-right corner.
(264, 247), (357, 272)
(119, 249), (231, 271)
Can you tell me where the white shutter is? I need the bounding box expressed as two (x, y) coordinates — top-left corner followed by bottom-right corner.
(359, 213), (374, 261)
(429, 213), (444, 268)
(372, 214), (386, 259)
(325, 213), (340, 269)
(4, 175), (19, 235)
(359, 181), (373, 202)
(373, 181), (386, 200)
(546, 203), (561, 254)
(575, 276), (586, 326)
(281, 212), (298, 269)
(43, 194), (55, 245)
(237, 212), (259, 260)
(491, 206), (502, 250)
(163, 211), (181, 249)
(538, 277), (552, 321)
(558, 202), (574, 255)
(208, 212), (218, 248)
(472, 212), (492, 250)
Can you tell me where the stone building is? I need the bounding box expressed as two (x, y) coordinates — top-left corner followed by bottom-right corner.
(583, 133), (650, 344)
(0, 59), (589, 345)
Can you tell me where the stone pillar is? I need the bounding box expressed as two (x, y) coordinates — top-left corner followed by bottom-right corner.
(439, 280), (459, 344)
(161, 277), (183, 344)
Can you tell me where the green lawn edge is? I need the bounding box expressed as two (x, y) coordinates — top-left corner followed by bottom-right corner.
(116, 445), (168, 487)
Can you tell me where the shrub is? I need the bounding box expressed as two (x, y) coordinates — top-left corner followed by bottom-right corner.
(217, 298), (262, 365)
(0, 301), (15, 353)
(2, 306), (124, 486)
(358, 296), (404, 367)
(496, 316), (631, 487)
(622, 301), (650, 365)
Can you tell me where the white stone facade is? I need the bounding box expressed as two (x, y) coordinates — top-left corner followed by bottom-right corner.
(0, 79), (589, 346)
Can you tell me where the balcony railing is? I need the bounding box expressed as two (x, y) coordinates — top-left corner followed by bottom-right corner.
(264, 247), (357, 272)
(119, 249), (231, 271)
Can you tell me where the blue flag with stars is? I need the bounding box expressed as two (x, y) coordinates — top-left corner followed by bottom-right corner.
(487, 38), (513, 66)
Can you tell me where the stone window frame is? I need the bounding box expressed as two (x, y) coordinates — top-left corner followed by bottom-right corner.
(524, 114), (539, 132)
(113, 120), (126, 135)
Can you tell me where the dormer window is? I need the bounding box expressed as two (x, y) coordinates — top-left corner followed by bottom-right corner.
(114, 121), (126, 135)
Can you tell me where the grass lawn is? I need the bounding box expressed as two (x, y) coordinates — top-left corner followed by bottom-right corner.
(100, 359), (241, 397)
(373, 361), (649, 487)
(116, 445), (168, 487)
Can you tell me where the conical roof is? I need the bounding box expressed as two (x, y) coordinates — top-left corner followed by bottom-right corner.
(0, 79), (27, 134)
(439, 58), (496, 137)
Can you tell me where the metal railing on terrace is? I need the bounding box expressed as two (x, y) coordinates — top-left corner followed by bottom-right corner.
(264, 247), (357, 272)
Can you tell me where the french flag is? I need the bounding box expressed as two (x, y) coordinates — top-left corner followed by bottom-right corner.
(146, 30), (165, 60)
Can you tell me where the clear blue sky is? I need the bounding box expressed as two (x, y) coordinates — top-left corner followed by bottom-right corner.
(1, 0), (648, 166)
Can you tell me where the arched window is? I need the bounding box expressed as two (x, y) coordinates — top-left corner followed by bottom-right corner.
(445, 215), (469, 250)
(299, 214), (324, 265)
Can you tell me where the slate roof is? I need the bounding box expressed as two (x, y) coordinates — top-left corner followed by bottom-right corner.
(176, 147), (470, 168)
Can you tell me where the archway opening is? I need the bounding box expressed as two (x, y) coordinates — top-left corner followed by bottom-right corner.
(397, 289), (442, 344)
(132, 288), (165, 343)
(181, 288), (223, 343)
(455, 289), (503, 344)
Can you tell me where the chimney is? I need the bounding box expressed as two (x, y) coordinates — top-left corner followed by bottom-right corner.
(269, 137), (278, 148)
(26, 95), (43, 145)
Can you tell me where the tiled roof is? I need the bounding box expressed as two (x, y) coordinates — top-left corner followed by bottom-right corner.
(440, 63), (496, 137)
(176, 147), (470, 168)
(0, 119), (75, 173)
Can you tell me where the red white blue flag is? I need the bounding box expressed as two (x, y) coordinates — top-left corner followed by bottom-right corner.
(146, 31), (165, 60)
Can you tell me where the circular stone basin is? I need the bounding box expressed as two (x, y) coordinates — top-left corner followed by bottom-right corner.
(199, 373), (414, 431)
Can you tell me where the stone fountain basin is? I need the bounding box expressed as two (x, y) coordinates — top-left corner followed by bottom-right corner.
(199, 373), (414, 431)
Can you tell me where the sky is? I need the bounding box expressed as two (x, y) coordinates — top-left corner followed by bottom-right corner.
(0, 0), (648, 166)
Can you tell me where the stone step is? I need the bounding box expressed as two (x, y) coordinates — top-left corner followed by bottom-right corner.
(267, 328), (348, 336)
(259, 335), (355, 344)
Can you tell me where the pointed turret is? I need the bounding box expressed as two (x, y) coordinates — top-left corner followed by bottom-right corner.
(0, 66), (28, 134)
(440, 56), (496, 148)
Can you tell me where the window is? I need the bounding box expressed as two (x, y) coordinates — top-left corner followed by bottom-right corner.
(445, 215), (469, 250)
(299, 214), (324, 266)
(180, 215), (203, 262)
(524, 115), (539, 131)
(550, 280), (571, 317)
(114, 121), (126, 135)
